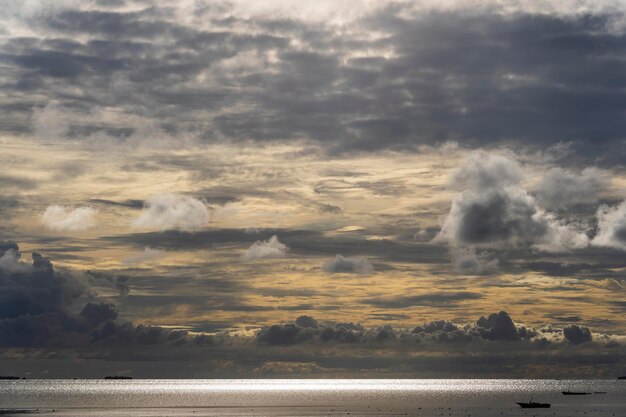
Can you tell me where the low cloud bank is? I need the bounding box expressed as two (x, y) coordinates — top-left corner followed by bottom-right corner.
(255, 311), (608, 347)
(1, 243), (624, 378)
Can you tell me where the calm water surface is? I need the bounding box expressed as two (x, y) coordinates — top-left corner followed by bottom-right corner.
(0, 379), (624, 416)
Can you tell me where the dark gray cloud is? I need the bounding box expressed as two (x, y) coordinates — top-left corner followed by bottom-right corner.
(0, 175), (38, 190)
(435, 151), (590, 253)
(88, 198), (144, 209)
(563, 324), (593, 345)
(363, 291), (483, 309)
(80, 302), (118, 326)
(475, 311), (536, 341)
(1, 3), (625, 162)
(0, 243), (195, 348)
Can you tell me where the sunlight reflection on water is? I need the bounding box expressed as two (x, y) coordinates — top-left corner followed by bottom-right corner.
(0, 379), (624, 416)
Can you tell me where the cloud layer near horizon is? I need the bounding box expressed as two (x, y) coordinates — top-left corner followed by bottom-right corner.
(1, 243), (624, 378)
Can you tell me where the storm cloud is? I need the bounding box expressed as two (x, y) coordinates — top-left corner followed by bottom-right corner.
(0, 1), (623, 163)
(435, 151), (589, 252)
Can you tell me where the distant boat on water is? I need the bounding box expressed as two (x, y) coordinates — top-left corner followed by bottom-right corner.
(104, 376), (133, 380)
(0, 376), (21, 380)
(618, 376), (626, 380)
(562, 390), (591, 395)
(517, 400), (551, 409)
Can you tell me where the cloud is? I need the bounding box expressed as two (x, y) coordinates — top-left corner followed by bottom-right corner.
(41, 205), (98, 232)
(323, 255), (373, 274)
(0, 174), (38, 191)
(0, 248), (33, 274)
(533, 167), (604, 210)
(295, 315), (318, 328)
(451, 248), (499, 275)
(364, 291), (483, 308)
(0, 243), (188, 348)
(0, 245), (85, 325)
(451, 151), (522, 190)
(435, 151), (589, 252)
(592, 201), (626, 250)
(0, 243), (623, 378)
(413, 229), (430, 241)
(563, 324), (593, 345)
(31, 101), (72, 142)
(253, 310), (611, 350)
(256, 324), (315, 346)
(0, 3), (624, 164)
(80, 302), (118, 327)
(241, 235), (289, 260)
(475, 311), (533, 341)
(133, 194), (209, 231)
(114, 276), (130, 296)
(122, 247), (165, 266)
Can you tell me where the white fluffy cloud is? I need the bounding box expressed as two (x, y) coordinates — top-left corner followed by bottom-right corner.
(41, 205), (98, 232)
(241, 235), (289, 261)
(451, 151), (522, 190)
(323, 255), (373, 274)
(533, 167), (603, 210)
(592, 201), (626, 250)
(133, 194), (209, 231)
(435, 151), (589, 252)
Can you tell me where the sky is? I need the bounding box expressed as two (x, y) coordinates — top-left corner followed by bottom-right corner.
(0, 0), (625, 378)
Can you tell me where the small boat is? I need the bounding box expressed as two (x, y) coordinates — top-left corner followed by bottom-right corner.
(0, 376), (20, 380)
(562, 391), (591, 395)
(618, 376), (626, 380)
(517, 400), (551, 409)
(104, 375), (133, 380)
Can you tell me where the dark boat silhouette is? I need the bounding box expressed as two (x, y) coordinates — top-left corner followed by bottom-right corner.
(618, 376), (626, 380)
(517, 399), (551, 409)
(104, 375), (132, 380)
(562, 390), (591, 395)
(0, 376), (20, 380)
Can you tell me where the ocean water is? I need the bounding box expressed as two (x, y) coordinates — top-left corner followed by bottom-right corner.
(0, 379), (624, 416)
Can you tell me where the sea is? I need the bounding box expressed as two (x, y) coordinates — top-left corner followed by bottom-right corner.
(0, 379), (624, 416)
